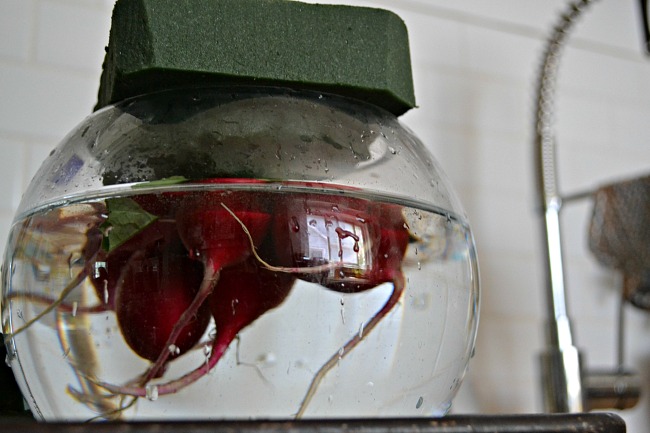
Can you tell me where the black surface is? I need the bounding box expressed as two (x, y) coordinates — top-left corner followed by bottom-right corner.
(0, 344), (28, 417)
(0, 414), (626, 433)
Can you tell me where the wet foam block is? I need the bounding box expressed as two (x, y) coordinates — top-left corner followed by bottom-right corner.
(96, 0), (415, 115)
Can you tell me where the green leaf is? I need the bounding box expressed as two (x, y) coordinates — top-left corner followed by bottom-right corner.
(101, 197), (158, 253)
(132, 176), (188, 189)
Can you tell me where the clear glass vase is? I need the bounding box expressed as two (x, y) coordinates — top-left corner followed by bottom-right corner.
(2, 87), (479, 421)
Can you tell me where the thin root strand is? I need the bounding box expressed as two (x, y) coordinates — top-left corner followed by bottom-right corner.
(4, 266), (92, 344)
(220, 202), (342, 275)
(295, 271), (406, 418)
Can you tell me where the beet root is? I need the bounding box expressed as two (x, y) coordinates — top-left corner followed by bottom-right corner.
(96, 258), (294, 398)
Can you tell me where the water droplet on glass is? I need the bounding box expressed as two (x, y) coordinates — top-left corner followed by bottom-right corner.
(93, 261), (106, 279)
(416, 396), (424, 409)
(358, 322), (365, 338)
(309, 219), (318, 227)
(231, 299), (239, 315)
(366, 381), (374, 387)
(338, 347), (345, 358)
(257, 352), (277, 367)
(35, 263), (51, 280)
(291, 216), (300, 232)
(72, 302), (78, 317)
(411, 294), (428, 310)
(417, 262), (422, 270)
(168, 344), (180, 355)
(146, 385), (159, 401)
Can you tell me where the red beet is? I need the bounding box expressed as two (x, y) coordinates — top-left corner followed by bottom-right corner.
(98, 258), (294, 398)
(177, 178), (273, 271)
(211, 259), (294, 337)
(369, 203), (411, 283)
(90, 220), (173, 310)
(88, 196), (210, 369)
(153, 259), (295, 396)
(133, 182), (274, 387)
(178, 206), (271, 269)
(93, 182), (410, 415)
(115, 235), (209, 366)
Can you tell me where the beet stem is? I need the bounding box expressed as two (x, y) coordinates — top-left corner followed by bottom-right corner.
(295, 271), (406, 418)
(141, 264), (221, 383)
(94, 328), (235, 398)
(152, 330), (235, 396)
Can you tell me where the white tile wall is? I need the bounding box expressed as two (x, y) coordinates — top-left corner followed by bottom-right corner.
(0, 137), (26, 212)
(1, 0), (650, 431)
(0, 0), (34, 61)
(35, 1), (111, 72)
(0, 63), (99, 139)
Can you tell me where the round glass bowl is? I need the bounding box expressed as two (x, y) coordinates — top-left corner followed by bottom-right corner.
(2, 87), (479, 421)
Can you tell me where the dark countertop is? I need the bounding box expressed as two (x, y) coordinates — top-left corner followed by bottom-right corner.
(0, 414), (626, 433)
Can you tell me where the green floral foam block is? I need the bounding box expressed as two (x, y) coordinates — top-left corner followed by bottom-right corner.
(96, 0), (416, 115)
